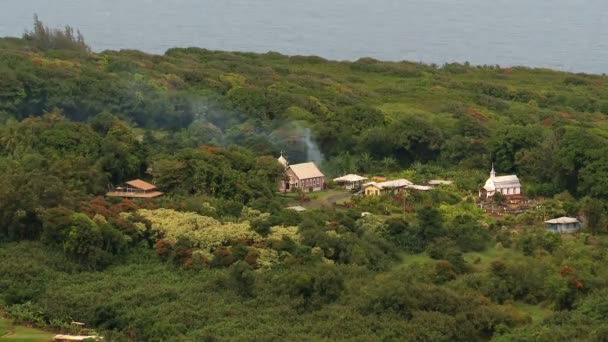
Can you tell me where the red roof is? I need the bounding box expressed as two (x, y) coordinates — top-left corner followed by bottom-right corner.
(125, 179), (157, 191)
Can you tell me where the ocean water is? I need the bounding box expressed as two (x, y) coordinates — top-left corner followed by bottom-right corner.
(1, 0), (607, 73)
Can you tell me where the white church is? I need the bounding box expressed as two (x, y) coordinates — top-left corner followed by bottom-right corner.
(479, 164), (522, 199)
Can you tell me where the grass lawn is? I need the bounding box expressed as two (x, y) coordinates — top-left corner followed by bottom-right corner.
(0, 319), (9, 337)
(283, 189), (352, 209)
(395, 253), (433, 270)
(464, 246), (519, 272)
(0, 318), (54, 342)
(335, 196), (352, 205)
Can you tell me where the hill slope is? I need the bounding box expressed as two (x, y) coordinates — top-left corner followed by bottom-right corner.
(2, 37), (608, 197)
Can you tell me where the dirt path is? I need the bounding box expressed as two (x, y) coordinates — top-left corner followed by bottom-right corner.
(286, 190), (353, 209)
(325, 192), (353, 205)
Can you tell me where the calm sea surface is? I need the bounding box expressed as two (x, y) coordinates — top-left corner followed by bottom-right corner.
(1, 0), (607, 73)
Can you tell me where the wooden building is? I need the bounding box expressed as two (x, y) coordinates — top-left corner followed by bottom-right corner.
(106, 179), (163, 199)
(278, 153), (326, 192)
(363, 179), (413, 196)
(363, 179), (433, 196)
(333, 174), (368, 190)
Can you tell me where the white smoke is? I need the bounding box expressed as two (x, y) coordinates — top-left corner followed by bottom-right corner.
(302, 127), (324, 164)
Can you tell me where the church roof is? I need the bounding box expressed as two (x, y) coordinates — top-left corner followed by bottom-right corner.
(494, 175), (520, 183)
(483, 174), (521, 191)
(289, 162), (325, 180)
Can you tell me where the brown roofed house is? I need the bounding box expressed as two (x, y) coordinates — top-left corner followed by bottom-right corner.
(106, 179), (163, 199)
(277, 153), (326, 192)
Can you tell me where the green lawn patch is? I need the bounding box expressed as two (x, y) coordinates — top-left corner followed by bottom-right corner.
(396, 253), (434, 270)
(284, 189), (352, 209)
(464, 246), (519, 271)
(0, 318), (54, 342)
(0, 319), (10, 337)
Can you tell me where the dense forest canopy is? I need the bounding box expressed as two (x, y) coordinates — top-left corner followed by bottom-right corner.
(2, 31), (608, 197)
(2, 19), (608, 341)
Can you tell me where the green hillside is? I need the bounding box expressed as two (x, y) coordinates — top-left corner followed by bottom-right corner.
(2, 34), (608, 197)
(2, 24), (608, 341)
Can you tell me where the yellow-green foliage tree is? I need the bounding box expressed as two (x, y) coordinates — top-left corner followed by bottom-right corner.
(131, 209), (300, 268)
(135, 208), (261, 251)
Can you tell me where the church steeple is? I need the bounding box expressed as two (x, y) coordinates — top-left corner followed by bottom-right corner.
(278, 151), (288, 168)
(490, 163), (496, 180)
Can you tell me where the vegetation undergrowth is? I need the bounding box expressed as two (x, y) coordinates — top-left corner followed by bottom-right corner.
(2, 18), (608, 341)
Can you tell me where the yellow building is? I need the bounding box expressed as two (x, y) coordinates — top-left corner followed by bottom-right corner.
(364, 183), (384, 196)
(363, 179), (413, 196)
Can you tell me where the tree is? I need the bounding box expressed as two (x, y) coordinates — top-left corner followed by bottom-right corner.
(358, 152), (373, 173)
(446, 215), (490, 252)
(490, 124), (544, 172)
(579, 152), (608, 199)
(0, 169), (67, 241)
(381, 157), (397, 172)
(384, 218), (422, 252)
(426, 237), (468, 273)
(493, 192), (506, 205)
(41, 207), (74, 245)
(417, 207), (444, 245)
(581, 198), (606, 235)
(23, 15), (90, 52)
(229, 261), (255, 297)
(278, 266), (344, 311)
(63, 213), (105, 268)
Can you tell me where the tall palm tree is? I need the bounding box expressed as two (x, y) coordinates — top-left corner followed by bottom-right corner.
(358, 152), (373, 173)
(336, 152), (356, 175)
(381, 156), (397, 172)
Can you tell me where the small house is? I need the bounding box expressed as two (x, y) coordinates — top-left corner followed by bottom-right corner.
(545, 217), (582, 234)
(363, 179), (413, 196)
(278, 153), (326, 192)
(106, 179), (163, 199)
(479, 165), (521, 199)
(364, 182), (384, 196)
(333, 174), (368, 190)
